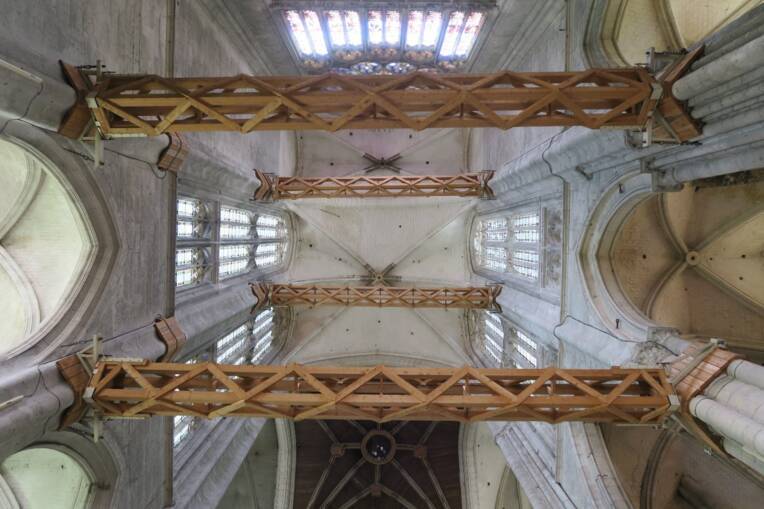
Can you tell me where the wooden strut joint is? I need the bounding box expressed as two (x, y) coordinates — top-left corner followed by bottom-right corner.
(156, 133), (188, 172)
(56, 66), (699, 142)
(252, 283), (502, 311)
(56, 355), (92, 428)
(254, 170), (495, 200)
(651, 46), (704, 143)
(82, 362), (675, 424)
(154, 316), (188, 362)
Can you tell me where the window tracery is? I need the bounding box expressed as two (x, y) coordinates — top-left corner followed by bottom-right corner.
(175, 198), (290, 290)
(172, 307), (284, 448)
(275, 1), (492, 74)
(472, 209), (542, 282)
(470, 311), (551, 369)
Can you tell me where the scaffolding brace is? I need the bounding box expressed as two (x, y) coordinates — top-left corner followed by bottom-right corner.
(58, 53), (702, 143)
(83, 361), (675, 424)
(254, 170), (495, 200)
(251, 283), (502, 311)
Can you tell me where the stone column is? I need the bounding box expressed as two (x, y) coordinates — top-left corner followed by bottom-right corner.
(689, 359), (764, 475)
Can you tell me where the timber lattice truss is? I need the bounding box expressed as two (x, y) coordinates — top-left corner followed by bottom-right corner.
(254, 170), (494, 200)
(84, 362), (674, 424)
(58, 66), (698, 142)
(252, 283), (501, 311)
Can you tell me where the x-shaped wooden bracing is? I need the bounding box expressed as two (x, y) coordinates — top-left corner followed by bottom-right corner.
(253, 283), (501, 311)
(85, 362), (673, 424)
(75, 69), (662, 138)
(254, 170), (494, 200)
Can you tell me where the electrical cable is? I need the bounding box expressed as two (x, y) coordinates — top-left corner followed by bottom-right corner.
(59, 320), (156, 348)
(554, 314), (680, 357)
(0, 79), (44, 135)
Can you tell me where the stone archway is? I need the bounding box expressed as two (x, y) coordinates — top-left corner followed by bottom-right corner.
(0, 136), (96, 359)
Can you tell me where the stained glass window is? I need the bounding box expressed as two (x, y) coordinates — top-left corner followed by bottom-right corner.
(440, 11), (465, 57)
(456, 12), (484, 57)
(279, 4), (489, 74)
(385, 11), (401, 45)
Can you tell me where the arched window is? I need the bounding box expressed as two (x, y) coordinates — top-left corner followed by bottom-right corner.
(0, 447), (94, 508)
(255, 214), (289, 269)
(175, 198), (290, 290)
(470, 310), (555, 368)
(173, 306), (284, 448)
(480, 311), (505, 366)
(0, 137), (95, 358)
(472, 208), (542, 282)
(277, 3), (489, 73)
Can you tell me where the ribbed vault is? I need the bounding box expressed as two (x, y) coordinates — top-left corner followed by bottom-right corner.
(609, 180), (764, 356)
(277, 128), (477, 366)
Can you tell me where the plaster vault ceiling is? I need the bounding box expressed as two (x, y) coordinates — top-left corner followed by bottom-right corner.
(278, 128), (479, 366)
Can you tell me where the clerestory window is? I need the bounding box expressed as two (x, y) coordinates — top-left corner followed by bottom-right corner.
(471, 311), (548, 369)
(172, 307), (285, 450)
(472, 209), (542, 282)
(175, 198), (290, 291)
(275, 1), (492, 74)
(173, 415), (194, 448)
(481, 311), (505, 366)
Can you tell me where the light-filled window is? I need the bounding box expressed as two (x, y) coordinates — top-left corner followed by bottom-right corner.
(176, 197), (207, 240)
(514, 329), (538, 367)
(278, 3), (489, 73)
(176, 198), (290, 290)
(480, 312), (504, 366)
(254, 214), (289, 268)
(215, 324), (250, 364)
(175, 247), (206, 288)
(472, 209), (542, 282)
(256, 214), (287, 239)
(173, 414), (194, 448)
(471, 311), (546, 369)
(175, 196), (212, 288)
(251, 308), (275, 363)
(213, 308), (280, 365)
(171, 308), (283, 450)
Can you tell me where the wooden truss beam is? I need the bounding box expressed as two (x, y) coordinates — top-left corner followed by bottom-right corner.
(251, 283), (501, 311)
(83, 362), (674, 424)
(58, 66), (698, 142)
(254, 170), (494, 200)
